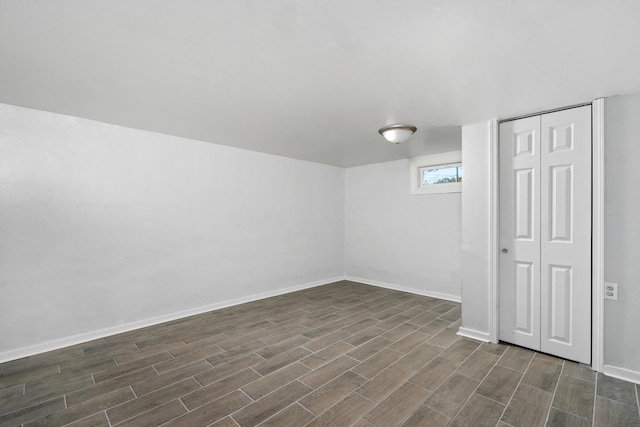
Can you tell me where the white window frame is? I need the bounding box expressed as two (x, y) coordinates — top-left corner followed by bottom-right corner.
(410, 151), (462, 195)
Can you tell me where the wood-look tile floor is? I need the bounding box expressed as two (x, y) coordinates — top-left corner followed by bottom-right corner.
(1, 281), (639, 427)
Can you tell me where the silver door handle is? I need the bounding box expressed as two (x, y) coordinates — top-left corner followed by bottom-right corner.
(501, 248), (508, 253)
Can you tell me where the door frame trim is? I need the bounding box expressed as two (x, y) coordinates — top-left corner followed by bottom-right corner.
(489, 119), (499, 343)
(489, 99), (605, 370)
(592, 98), (605, 371)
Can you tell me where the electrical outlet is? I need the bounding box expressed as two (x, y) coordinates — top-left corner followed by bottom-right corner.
(604, 282), (618, 300)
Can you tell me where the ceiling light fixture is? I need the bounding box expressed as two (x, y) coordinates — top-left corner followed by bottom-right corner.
(378, 124), (417, 144)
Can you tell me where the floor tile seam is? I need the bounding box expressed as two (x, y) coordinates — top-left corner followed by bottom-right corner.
(0, 394), (63, 420)
(298, 355), (360, 390)
(0, 370), (62, 389)
(87, 372), (96, 387)
(439, 346), (502, 424)
(548, 404), (595, 423)
(239, 365), (306, 400)
(218, 330), (271, 350)
(476, 347), (505, 358)
(559, 370), (595, 388)
(207, 349), (257, 371)
(544, 360), (566, 426)
(62, 384), (138, 417)
(390, 399), (433, 427)
(173, 388), (253, 424)
(56, 409), (111, 427)
(338, 325), (377, 338)
(196, 359), (262, 388)
(301, 345), (355, 368)
(349, 342), (402, 366)
(106, 409), (114, 427)
(151, 364), (162, 377)
(596, 378), (640, 407)
(152, 401), (196, 427)
(303, 322), (348, 339)
(176, 398), (188, 417)
(350, 345), (409, 384)
(435, 306), (460, 322)
(0, 385), (71, 417)
(354, 390), (380, 407)
(130, 371), (206, 403)
(351, 366), (416, 407)
(236, 386), (254, 405)
(531, 352), (564, 366)
(494, 347), (535, 424)
(368, 353), (432, 403)
(246, 366), (263, 383)
(451, 346), (502, 385)
(347, 341), (394, 362)
(594, 393), (640, 410)
(237, 377), (308, 410)
(300, 335), (346, 353)
(109, 356), (121, 367)
(258, 325), (309, 347)
(356, 419), (376, 427)
(168, 344), (224, 360)
(382, 384), (435, 427)
(257, 401), (312, 426)
(371, 329), (463, 389)
(229, 380), (315, 426)
(298, 381), (360, 419)
(381, 325), (427, 345)
(106, 380), (197, 423)
(414, 400), (453, 421)
(471, 391), (506, 408)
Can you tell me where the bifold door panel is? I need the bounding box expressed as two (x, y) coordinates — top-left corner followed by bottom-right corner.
(499, 116), (541, 352)
(499, 106), (591, 364)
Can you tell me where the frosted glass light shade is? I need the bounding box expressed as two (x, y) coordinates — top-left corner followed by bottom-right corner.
(378, 125), (417, 144)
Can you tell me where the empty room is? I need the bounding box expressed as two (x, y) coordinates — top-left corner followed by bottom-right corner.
(1, 1), (640, 426)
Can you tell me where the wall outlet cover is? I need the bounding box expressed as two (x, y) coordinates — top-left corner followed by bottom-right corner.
(604, 282), (618, 301)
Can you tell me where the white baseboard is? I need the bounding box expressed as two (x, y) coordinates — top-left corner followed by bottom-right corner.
(344, 276), (461, 303)
(0, 276), (344, 364)
(457, 327), (491, 342)
(602, 364), (640, 386)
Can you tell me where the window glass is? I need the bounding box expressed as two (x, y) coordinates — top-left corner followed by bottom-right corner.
(420, 164), (462, 186)
(410, 151), (462, 194)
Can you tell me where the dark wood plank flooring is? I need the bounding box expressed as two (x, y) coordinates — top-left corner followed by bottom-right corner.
(1, 281), (639, 426)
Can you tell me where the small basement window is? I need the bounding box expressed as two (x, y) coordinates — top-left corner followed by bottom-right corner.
(410, 151), (462, 194)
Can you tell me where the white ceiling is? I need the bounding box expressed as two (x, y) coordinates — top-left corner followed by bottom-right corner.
(2, 1), (640, 167)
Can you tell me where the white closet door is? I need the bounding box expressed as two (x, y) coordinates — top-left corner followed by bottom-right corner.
(540, 106), (591, 364)
(499, 116), (542, 351)
(499, 106), (591, 364)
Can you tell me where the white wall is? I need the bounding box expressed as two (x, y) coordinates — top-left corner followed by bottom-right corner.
(344, 159), (461, 300)
(459, 120), (495, 342)
(0, 104), (345, 360)
(604, 93), (640, 377)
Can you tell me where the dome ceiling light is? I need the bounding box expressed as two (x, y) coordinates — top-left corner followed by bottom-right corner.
(378, 124), (417, 144)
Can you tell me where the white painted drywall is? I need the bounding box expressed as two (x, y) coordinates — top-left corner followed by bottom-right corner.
(459, 121), (494, 341)
(344, 159), (461, 300)
(604, 93), (640, 375)
(0, 104), (345, 359)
